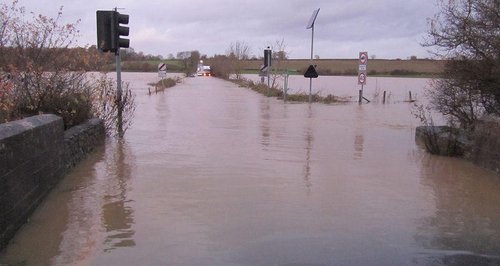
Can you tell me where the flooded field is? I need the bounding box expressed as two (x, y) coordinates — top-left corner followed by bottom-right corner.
(1, 73), (500, 265)
(243, 73), (431, 103)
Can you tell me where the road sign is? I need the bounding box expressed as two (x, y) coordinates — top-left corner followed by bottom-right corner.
(259, 64), (268, 77)
(158, 63), (166, 71)
(304, 65), (318, 78)
(158, 63), (167, 77)
(358, 51), (368, 85)
(358, 72), (366, 85)
(359, 52), (368, 65)
(264, 48), (272, 67)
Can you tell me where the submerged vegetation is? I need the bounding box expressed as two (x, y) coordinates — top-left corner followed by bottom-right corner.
(147, 77), (182, 93)
(232, 78), (350, 104)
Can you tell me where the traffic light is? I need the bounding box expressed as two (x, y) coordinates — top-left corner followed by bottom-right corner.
(96, 10), (129, 53)
(96, 11), (114, 52)
(113, 12), (129, 50)
(264, 47), (272, 68)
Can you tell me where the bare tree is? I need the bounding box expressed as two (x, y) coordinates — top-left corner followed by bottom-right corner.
(187, 50), (200, 75)
(227, 41), (250, 79)
(423, 0), (500, 130)
(268, 38), (289, 89)
(210, 54), (232, 79)
(176, 50), (200, 76)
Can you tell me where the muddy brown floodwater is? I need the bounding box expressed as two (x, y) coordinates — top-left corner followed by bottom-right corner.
(2, 73), (500, 265)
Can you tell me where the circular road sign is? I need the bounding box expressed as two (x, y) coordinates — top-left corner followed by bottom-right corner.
(358, 72), (366, 85)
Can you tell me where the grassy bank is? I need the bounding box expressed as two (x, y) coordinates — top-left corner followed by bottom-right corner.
(231, 78), (350, 104)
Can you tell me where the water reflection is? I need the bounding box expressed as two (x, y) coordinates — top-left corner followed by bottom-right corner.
(0, 145), (107, 266)
(414, 154), (500, 264)
(260, 98), (271, 147)
(303, 105), (314, 190)
(101, 140), (136, 252)
(353, 106), (365, 160)
(353, 135), (364, 160)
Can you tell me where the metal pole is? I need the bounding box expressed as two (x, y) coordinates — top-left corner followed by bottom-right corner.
(284, 70), (288, 102)
(267, 68), (270, 96)
(358, 84), (364, 104)
(116, 49), (123, 137)
(309, 24), (314, 103)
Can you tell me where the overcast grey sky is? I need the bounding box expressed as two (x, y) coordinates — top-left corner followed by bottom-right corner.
(16, 0), (440, 59)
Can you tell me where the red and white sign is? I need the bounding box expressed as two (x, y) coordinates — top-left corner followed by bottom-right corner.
(358, 51), (368, 85)
(358, 72), (366, 85)
(359, 52), (368, 65)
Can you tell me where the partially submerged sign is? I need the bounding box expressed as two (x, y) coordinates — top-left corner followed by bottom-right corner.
(304, 65), (318, 78)
(158, 63), (167, 78)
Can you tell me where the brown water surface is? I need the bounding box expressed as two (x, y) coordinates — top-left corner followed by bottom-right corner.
(1, 74), (500, 265)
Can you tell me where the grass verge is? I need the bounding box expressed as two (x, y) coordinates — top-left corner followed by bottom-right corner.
(230, 78), (350, 104)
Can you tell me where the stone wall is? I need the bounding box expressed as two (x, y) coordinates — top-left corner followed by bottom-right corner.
(0, 115), (104, 250)
(467, 115), (500, 174)
(64, 118), (105, 169)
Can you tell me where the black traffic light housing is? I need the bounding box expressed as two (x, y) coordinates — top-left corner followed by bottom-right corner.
(114, 12), (129, 50)
(96, 11), (113, 52)
(96, 10), (129, 53)
(264, 47), (272, 68)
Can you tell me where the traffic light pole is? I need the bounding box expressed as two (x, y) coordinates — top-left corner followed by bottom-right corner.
(114, 7), (124, 138)
(96, 8), (129, 137)
(116, 49), (123, 137)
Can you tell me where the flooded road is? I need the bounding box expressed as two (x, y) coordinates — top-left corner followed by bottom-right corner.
(2, 74), (500, 265)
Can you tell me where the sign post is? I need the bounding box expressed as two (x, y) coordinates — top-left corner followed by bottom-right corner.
(306, 8), (320, 103)
(283, 69), (289, 102)
(259, 64), (267, 84)
(264, 47), (272, 95)
(358, 51), (369, 104)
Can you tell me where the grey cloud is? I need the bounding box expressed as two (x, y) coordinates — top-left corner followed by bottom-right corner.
(15, 0), (439, 59)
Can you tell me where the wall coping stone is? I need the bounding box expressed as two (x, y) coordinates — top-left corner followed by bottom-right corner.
(0, 114), (62, 140)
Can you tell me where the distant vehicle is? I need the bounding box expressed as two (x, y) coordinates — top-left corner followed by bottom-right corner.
(197, 65), (212, 77)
